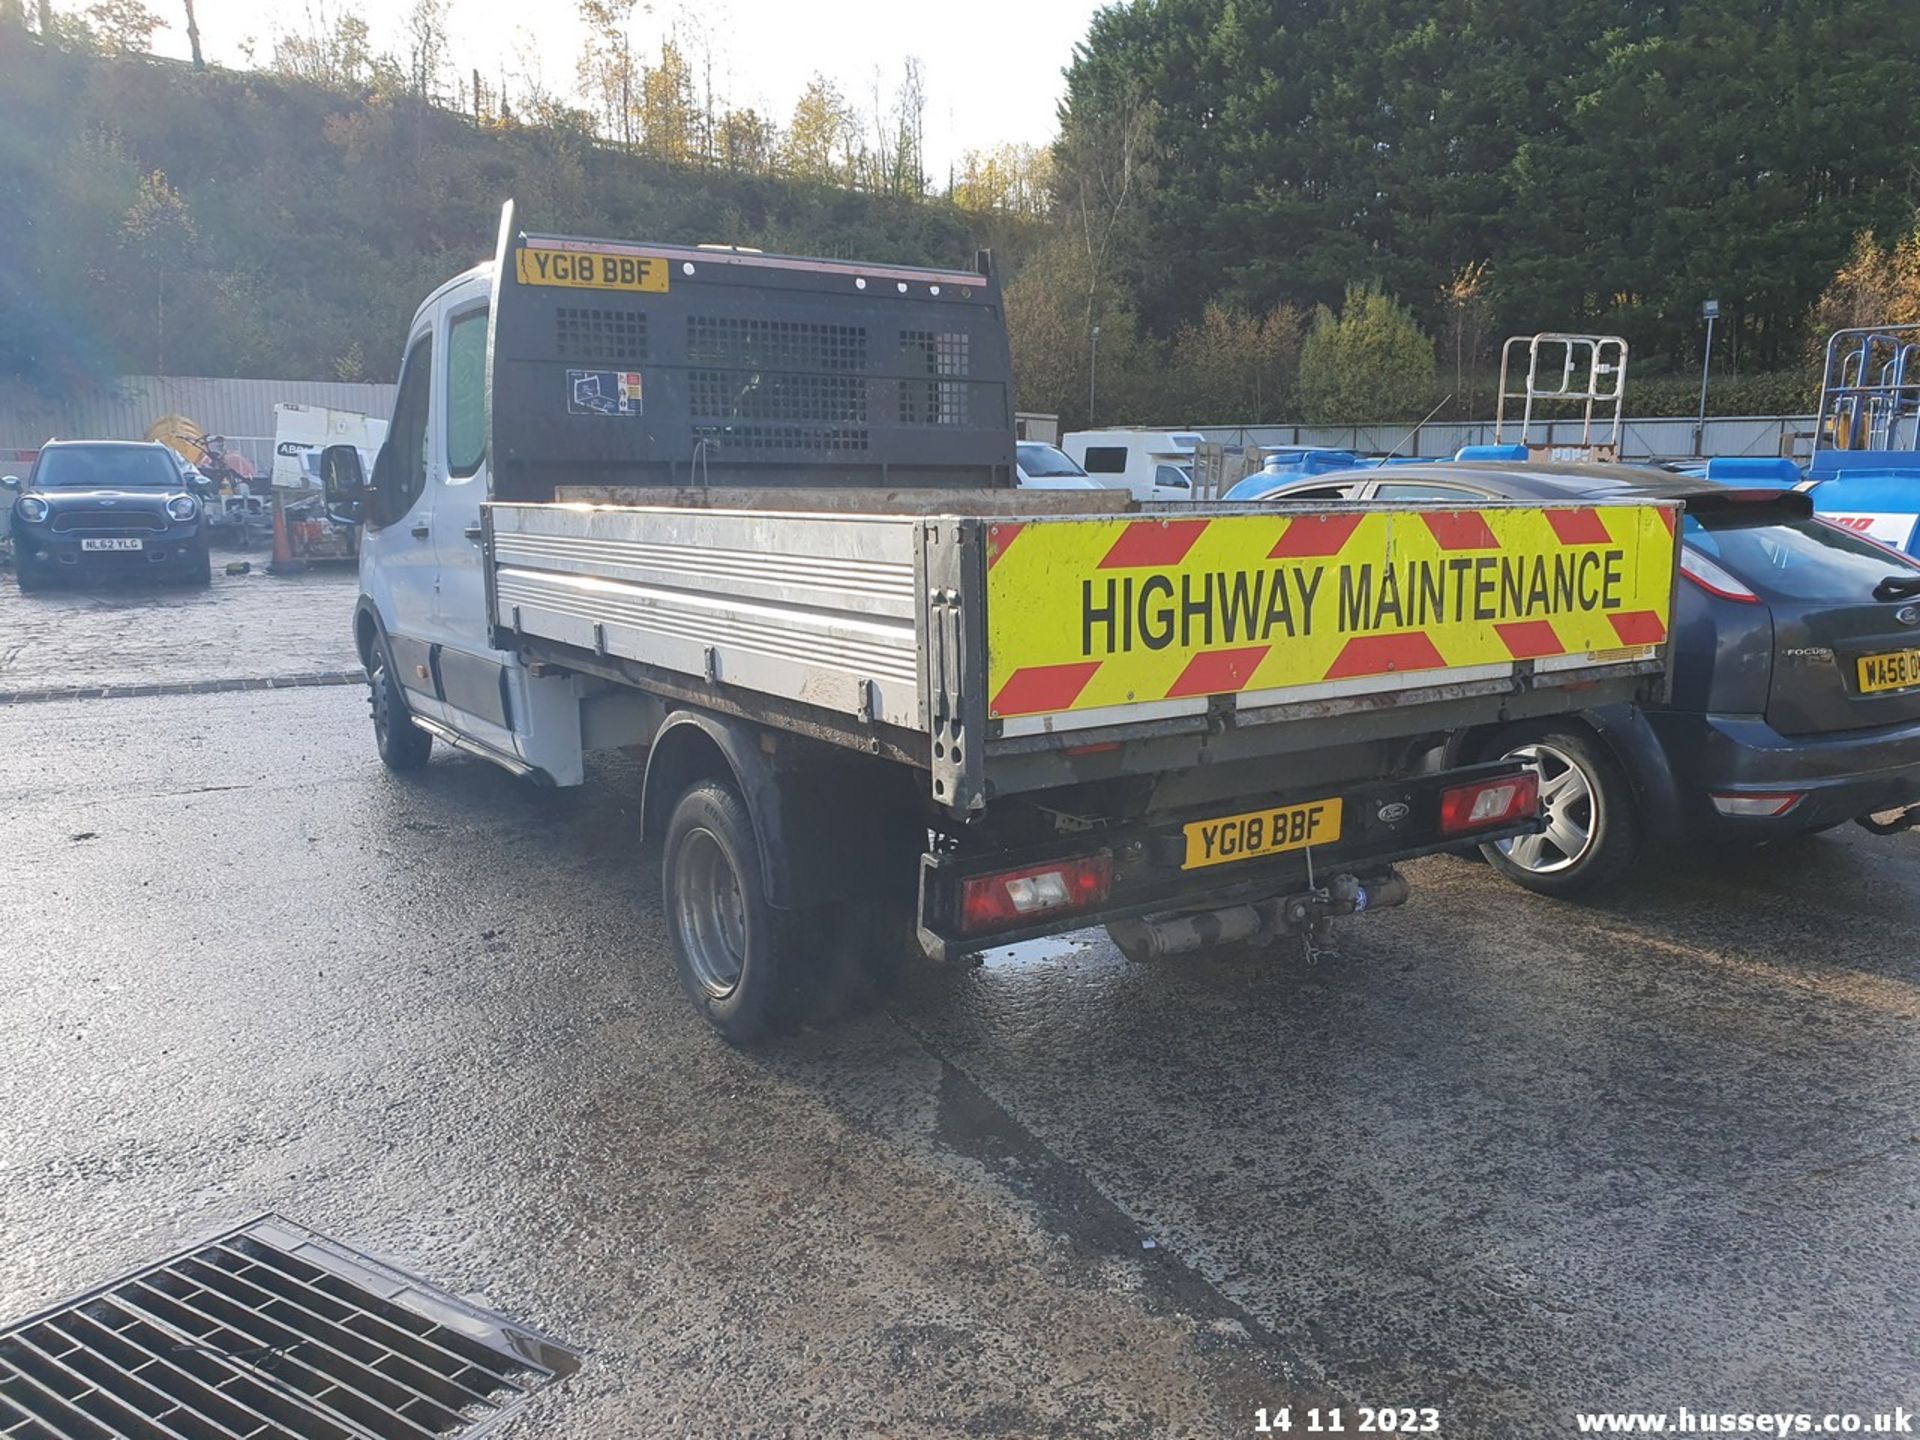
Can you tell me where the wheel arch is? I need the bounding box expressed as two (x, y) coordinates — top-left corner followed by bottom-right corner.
(640, 709), (921, 911)
(352, 598), (383, 671)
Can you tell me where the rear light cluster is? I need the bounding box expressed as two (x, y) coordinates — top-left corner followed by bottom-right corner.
(1678, 545), (1760, 604)
(1438, 771), (1540, 836)
(959, 853), (1112, 933)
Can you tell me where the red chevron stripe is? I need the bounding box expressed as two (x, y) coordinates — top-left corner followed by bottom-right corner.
(1422, 510), (1500, 550)
(1496, 620), (1567, 659)
(1099, 518), (1211, 569)
(1546, 508), (1612, 546)
(1166, 645), (1270, 698)
(986, 523), (1024, 569)
(990, 661), (1102, 718)
(1609, 610), (1667, 645)
(1269, 513), (1363, 558)
(1324, 632), (1448, 679)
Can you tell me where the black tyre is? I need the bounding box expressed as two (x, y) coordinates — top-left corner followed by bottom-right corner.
(367, 634), (432, 772)
(15, 562), (47, 594)
(1480, 724), (1639, 898)
(185, 547), (212, 587)
(662, 780), (798, 1043)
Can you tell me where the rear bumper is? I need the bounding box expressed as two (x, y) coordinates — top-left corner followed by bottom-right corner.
(916, 760), (1533, 959)
(1648, 709), (1920, 835)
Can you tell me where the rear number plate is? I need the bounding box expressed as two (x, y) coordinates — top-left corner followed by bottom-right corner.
(1857, 649), (1920, 695)
(1183, 798), (1343, 870)
(80, 537), (142, 551)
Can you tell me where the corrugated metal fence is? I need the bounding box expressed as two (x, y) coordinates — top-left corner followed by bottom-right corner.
(1194, 415), (1820, 463)
(0, 374), (398, 474)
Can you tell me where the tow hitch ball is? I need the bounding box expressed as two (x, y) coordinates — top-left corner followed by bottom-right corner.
(1106, 869), (1411, 962)
(1857, 804), (1920, 837)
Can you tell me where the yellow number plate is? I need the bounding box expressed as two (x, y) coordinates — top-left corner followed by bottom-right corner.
(1182, 798), (1343, 871)
(1857, 648), (1920, 695)
(515, 247), (669, 294)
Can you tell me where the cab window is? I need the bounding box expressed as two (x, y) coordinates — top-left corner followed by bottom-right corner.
(373, 332), (433, 528)
(445, 309), (488, 479)
(1154, 463), (1192, 490)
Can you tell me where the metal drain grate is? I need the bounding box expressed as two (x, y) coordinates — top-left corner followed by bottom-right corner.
(0, 1215), (580, 1439)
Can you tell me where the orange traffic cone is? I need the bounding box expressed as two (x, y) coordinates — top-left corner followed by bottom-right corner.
(267, 494), (306, 575)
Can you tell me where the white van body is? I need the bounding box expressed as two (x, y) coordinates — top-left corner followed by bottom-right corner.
(272, 403), (388, 490)
(1061, 429), (1198, 502)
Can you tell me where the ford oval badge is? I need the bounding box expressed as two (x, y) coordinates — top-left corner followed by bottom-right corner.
(1377, 801), (1411, 824)
(1898, 604), (1920, 627)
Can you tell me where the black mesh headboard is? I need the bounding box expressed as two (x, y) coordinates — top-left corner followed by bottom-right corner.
(487, 206), (1016, 499)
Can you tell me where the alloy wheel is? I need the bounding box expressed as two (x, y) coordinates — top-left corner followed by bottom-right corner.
(1494, 742), (1596, 874)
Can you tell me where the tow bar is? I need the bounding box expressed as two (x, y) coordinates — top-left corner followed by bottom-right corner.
(1857, 805), (1920, 837)
(1106, 869), (1411, 962)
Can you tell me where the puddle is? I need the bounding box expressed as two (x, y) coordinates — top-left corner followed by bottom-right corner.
(977, 928), (1106, 970)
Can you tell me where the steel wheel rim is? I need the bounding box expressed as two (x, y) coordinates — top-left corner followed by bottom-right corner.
(369, 658), (393, 746)
(677, 828), (747, 998)
(1494, 742), (1595, 874)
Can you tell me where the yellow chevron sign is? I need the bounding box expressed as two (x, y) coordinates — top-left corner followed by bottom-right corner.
(983, 503), (1677, 720)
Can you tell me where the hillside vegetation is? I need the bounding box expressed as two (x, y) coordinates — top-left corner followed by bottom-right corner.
(0, 31), (1028, 390)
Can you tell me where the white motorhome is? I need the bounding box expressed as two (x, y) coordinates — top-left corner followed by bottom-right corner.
(1061, 430), (1204, 502)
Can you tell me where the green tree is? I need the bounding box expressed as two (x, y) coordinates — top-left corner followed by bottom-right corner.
(576, 0), (640, 149)
(1168, 301), (1304, 422)
(1294, 285), (1437, 423)
(780, 74), (853, 184)
(1062, 0), (1920, 370)
(638, 40), (698, 163)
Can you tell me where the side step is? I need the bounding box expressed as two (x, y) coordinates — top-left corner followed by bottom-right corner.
(410, 714), (545, 781)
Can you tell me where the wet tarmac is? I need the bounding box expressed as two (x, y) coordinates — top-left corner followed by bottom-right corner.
(3, 679), (1918, 1435)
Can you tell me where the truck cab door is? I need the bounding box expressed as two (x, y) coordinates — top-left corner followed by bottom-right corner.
(423, 293), (522, 751)
(359, 327), (438, 704)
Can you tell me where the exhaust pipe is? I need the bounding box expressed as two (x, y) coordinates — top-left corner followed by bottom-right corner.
(1107, 869), (1411, 961)
(1857, 805), (1920, 837)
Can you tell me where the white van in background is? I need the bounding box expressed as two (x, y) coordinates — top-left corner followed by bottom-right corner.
(1062, 429), (1201, 502)
(1014, 441), (1103, 490)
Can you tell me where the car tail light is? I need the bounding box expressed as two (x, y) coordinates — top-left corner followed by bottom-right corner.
(959, 853), (1112, 933)
(1710, 791), (1804, 818)
(1438, 771), (1540, 836)
(1679, 545), (1760, 603)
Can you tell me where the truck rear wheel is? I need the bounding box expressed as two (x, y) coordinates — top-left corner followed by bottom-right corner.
(663, 780), (797, 1044)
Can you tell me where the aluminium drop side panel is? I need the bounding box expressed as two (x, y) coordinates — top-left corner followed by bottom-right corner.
(488, 501), (925, 730)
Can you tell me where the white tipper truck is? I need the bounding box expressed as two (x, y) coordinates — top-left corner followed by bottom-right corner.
(321, 202), (1681, 1041)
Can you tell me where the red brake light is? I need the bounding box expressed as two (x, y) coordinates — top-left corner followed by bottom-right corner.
(959, 854), (1112, 933)
(1678, 545), (1760, 604)
(1438, 771), (1540, 836)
